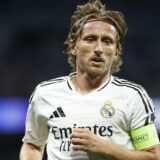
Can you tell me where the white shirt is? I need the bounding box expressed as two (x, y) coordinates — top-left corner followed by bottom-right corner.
(23, 73), (155, 160)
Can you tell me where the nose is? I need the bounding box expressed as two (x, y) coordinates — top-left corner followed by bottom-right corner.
(94, 40), (103, 55)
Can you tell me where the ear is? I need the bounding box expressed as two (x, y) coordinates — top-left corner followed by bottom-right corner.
(115, 48), (120, 56)
(69, 42), (77, 56)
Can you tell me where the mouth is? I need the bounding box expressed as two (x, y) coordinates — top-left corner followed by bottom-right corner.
(90, 57), (104, 65)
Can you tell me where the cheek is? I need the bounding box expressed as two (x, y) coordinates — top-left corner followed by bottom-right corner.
(75, 43), (92, 56)
(104, 54), (115, 65)
(104, 45), (117, 57)
(104, 48), (117, 63)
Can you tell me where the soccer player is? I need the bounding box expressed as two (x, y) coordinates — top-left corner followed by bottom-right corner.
(20, 0), (160, 160)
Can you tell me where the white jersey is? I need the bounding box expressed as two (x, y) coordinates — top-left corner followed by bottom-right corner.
(23, 73), (156, 160)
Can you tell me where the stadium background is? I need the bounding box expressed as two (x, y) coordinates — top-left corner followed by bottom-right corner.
(0, 0), (159, 159)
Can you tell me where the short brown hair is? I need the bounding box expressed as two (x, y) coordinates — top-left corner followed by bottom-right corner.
(66, 0), (128, 74)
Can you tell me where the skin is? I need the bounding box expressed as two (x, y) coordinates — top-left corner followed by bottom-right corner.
(19, 20), (160, 160)
(70, 21), (160, 159)
(70, 128), (160, 160)
(20, 143), (44, 160)
(70, 21), (119, 95)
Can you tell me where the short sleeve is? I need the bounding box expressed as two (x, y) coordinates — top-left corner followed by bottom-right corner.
(22, 86), (49, 146)
(130, 87), (156, 129)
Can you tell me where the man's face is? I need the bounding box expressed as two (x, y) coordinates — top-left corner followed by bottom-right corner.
(72, 20), (119, 78)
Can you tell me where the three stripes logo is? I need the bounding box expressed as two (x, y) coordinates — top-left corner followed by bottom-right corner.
(50, 107), (66, 118)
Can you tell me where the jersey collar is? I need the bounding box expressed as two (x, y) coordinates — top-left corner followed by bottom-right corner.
(67, 72), (112, 93)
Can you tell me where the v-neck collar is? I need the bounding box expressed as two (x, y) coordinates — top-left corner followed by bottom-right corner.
(67, 72), (112, 95)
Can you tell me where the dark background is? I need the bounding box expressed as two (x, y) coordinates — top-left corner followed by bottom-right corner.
(0, 0), (160, 159)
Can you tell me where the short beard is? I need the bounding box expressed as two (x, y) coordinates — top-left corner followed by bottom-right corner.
(85, 67), (110, 80)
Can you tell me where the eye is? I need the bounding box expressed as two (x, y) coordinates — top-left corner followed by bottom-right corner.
(83, 36), (96, 43)
(87, 37), (94, 42)
(103, 39), (112, 45)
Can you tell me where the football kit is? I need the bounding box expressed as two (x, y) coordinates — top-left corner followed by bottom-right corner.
(22, 73), (159, 160)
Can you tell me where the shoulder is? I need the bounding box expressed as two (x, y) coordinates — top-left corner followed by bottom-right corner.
(110, 76), (152, 103)
(39, 76), (67, 88)
(111, 76), (147, 95)
(29, 76), (68, 103)
(111, 76), (154, 113)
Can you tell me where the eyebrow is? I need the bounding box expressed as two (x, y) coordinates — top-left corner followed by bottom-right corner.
(82, 32), (115, 41)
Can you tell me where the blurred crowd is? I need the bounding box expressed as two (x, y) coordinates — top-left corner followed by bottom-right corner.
(0, 0), (160, 97)
(0, 1), (159, 159)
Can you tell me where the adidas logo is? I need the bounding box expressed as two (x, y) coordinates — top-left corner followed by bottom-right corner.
(50, 107), (66, 118)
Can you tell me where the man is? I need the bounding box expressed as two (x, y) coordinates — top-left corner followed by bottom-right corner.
(20, 0), (160, 160)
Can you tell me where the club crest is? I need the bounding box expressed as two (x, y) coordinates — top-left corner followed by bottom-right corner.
(100, 101), (115, 118)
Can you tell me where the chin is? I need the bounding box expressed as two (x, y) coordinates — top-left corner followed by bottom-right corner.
(86, 68), (108, 78)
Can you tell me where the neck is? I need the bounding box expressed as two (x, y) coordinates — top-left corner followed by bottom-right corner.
(71, 72), (110, 95)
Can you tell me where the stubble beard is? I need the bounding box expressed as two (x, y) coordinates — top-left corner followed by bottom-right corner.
(77, 59), (110, 80)
(85, 65), (110, 80)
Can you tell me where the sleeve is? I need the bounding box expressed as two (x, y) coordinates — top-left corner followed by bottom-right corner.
(22, 86), (49, 146)
(130, 86), (156, 129)
(129, 87), (159, 150)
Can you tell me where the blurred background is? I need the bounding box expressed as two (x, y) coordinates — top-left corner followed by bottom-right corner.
(0, 0), (159, 159)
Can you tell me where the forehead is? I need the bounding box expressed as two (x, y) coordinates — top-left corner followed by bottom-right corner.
(81, 20), (117, 38)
